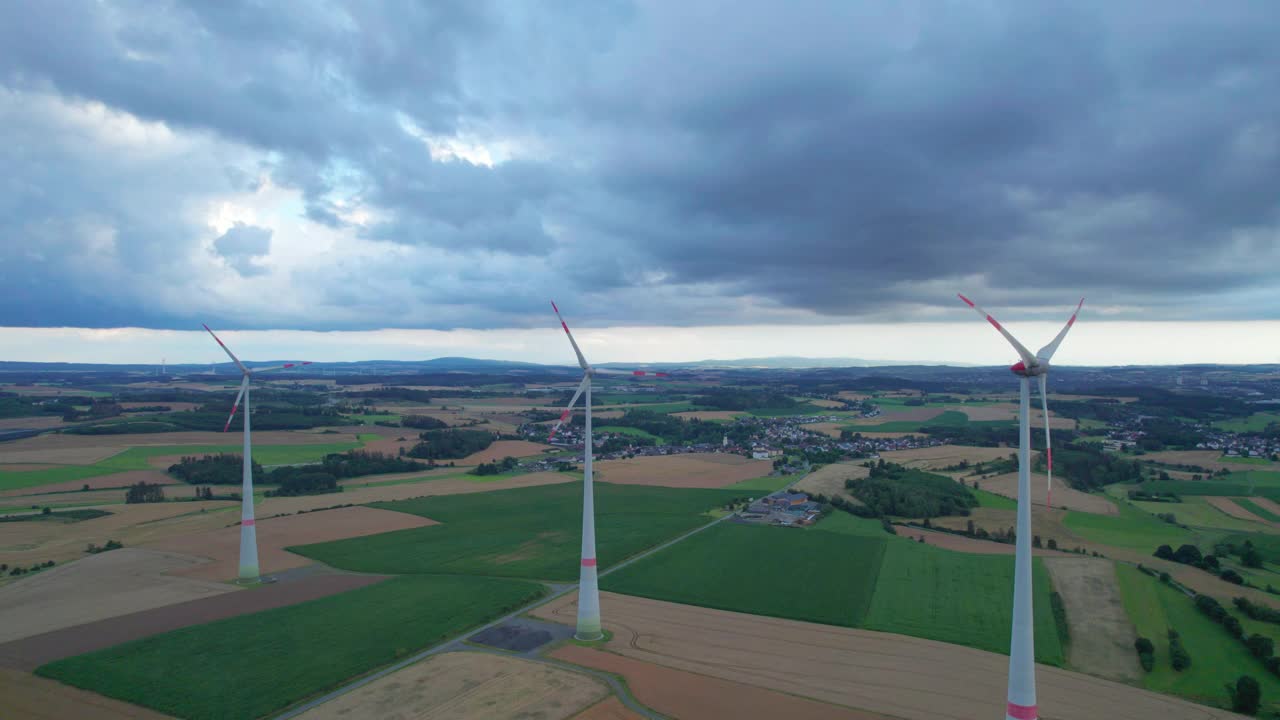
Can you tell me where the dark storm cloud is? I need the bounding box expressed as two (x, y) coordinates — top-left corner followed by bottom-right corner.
(1, 0), (1279, 330)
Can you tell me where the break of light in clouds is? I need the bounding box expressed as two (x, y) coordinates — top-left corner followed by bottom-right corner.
(2, 2), (1279, 351)
(2, 322), (1277, 367)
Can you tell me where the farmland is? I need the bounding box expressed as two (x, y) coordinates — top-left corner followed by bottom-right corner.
(36, 575), (545, 720)
(293, 482), (738, 580)
(1063, 502), (1194, 550)
(1116, 563), (1280, 713)
(601, 516), (1064, 665)
(602, 522), (885, 626)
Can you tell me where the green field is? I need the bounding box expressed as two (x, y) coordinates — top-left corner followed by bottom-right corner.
(1064, 502), (1194, 550)
(596, 426), (665, 444)
(1235, 498), (1280, 524)
(0, 441), (366, 493)
(974, 488), (1017, 509)
(1213, 413), (1280, 433)
(863, 541), (1064, 665)
(350, 413), (401, 425)
(1132, 497), (1268, 532)
(845, 410), (1016, 434)
(599, 510), (1062, 665)
(1077, 417), (1110, 431)
(602, 522), (886, 626)
(725, 475), (793, 492)
(746, 403), (836, 417)
(37, 575), (543, 720)
(1224, 455), (1280, 467)
(1116, 564), (1280, 712)
(293, 482), (737, 580)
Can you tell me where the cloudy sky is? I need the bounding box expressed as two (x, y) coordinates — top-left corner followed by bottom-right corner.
(2, 1), (1278, 365)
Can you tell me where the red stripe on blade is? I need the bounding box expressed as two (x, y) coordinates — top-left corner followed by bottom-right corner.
(656, 372), (669, 377)
(1047, 448), (1053, 470)
(633, 370), (645, 376)
(561, 322), (570, 333)
(559, 410), (571, 421)
(958, 294), (975, 307)
(987, 316), (1002, 330)
(551, 301), (560, 312)
(581, 558), (597, 567)
(1006, 702), (1036, 719)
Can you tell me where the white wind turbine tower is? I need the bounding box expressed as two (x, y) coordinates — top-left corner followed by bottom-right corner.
(547, 301), (668, 640)
(203, 324), (312, 583)
(958, 295), (1082, 720)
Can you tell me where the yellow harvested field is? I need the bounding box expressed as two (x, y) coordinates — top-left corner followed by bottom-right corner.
(846, 407), (944, 425)
(793, 462), (869, 504)
(0, 469), (173, 498)
(0, 549), (234, 644)
(537, 592), (1226, 720)
(0, 668), (175, 720)
(0, 416), (67, 430)
(836, 392), (872, 401)
(296, 651), (608, 720)
(576, 696), (646, 720)
(805, 422), (845, 438)
(881, 445), (1012, 470)
(257, 471), (577, 514)
(976, 472), (1118, 515)
(672, 410), (746, 421)
(457, 440), (552, 465)
(1044, 558), (1140, 683)
(0, 499), (238, 567)
(145, 506), (436, 581)
(809, 399), (846, 409)
(595, 454), (774, 488)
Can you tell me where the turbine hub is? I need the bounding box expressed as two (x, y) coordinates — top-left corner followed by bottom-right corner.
(1010, 361), (1047, 377)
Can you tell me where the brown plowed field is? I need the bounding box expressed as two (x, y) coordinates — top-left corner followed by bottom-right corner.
(1204, 497), (1273, 525)
(295, 651), (607, 720)
(1, 469), (173, 498)
(551, 645), (890, 720)
(0, 499), (237, 567)
(575, 696), (645, 720)
(594, 454), (774, 488)
(1249, 497), (1280, 516)
(537, 592), (1242, 720)
(0, 573), (385, 670)
(1044, 557), (1140, 683)
(458, 440), (553, 465)
(144, 506), (436, 581)
(0, 416), (67, 430)
(0, 668), (175, 719)
(977, 471), (1118, 514)
(0, 549), (234, 644)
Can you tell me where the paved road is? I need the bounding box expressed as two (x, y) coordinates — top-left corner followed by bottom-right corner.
(271, 511), (734, 720)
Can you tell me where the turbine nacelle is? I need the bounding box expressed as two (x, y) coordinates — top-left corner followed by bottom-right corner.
(1010, 360), (1047, 377)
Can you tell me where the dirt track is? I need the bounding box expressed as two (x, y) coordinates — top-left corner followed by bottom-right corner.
(296, 651), (607, 720)
(552, 645), (890, 720)
(0, 572), (385, 670)
(1044, 557), (1141, 683)
(595, 454), (774, 488)
(0, 668), (174, 719)
(144, 506), (436, 581)
(536, 592), (1242, 720)
(0, 548), (235, 644)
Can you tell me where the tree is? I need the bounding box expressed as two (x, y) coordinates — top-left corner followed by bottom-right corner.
(1047, 538), (1058, 550)
(1243, 546), (1264, 569)
(41, 506), (50, 515)
(1246, 634), (1274, 660)
(1173, 544), (1203, 565)
(966, 520), (975, 536)
(1168, 629), (1191, 671)
(1224, 615), (1245, 639)
(1032, 535), (1042, 548)
(1229, 675), (1261, 715)
(1134, 637), (1155, 672)
(1154, 545), (1175, 561)
(1221, 569), (1245, 585)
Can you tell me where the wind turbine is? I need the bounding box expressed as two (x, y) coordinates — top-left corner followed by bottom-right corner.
(958, 295), (1082, 720)
(547, 301), (668, 640)
(203, 324), (311, 583)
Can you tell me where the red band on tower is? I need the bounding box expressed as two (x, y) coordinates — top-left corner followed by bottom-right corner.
(1006, 702), (1037, 720)
(242, 519), (255, 527)
(581, 558), (597, 567)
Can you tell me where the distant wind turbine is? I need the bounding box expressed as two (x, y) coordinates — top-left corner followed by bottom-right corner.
(547, 301), (668, 640)
(958, 295), (1082, 720)
(203, 324), (312, 583)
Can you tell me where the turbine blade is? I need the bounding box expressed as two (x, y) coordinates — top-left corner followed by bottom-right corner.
(551, 301), (590, 370)
(547, 375), (590, 441)
(203, 324), (249, 375)
(593, 367), (671, 378)
(956, 294), (1036, 367)
(1039, 374), (1052, 509)
(1036, 298), (1085, 363)
(253, 361), (314, 374)
(225, 376), (249, 432)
